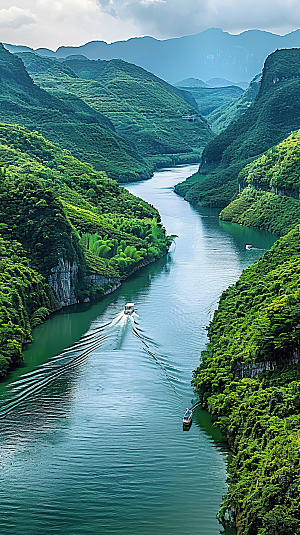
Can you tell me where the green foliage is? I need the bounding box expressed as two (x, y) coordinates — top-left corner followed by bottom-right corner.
(0, 44), (151, 182)
(18, 52), (213, 166)
(207, 74), (261, 134)
(176, 49), (300, 207)
(0, 123), (172, 377)
(0, 237), (57, 378)
(220, 130), (300, 234)
(178, 85), (244, 117)
(192, 225), (300, 534)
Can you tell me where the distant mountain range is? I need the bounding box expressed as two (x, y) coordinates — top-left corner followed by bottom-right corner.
(5, 28), (300, 83)
(175, 77), (249, 89)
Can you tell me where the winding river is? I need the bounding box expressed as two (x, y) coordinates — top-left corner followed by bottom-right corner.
(0, 165), (277, 535)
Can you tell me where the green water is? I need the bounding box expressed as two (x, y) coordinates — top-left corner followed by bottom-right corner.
(0, 165), (278, 535)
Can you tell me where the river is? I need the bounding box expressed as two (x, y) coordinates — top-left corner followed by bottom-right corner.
(0, 165), (278, 535)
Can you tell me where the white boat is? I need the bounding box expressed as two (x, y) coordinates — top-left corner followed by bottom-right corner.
(182, 408), (193, 427)
(245, 244), (253, 250)
(124, 302), (135, 315)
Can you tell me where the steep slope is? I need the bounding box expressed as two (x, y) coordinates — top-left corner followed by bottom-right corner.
(219, 130), (300, 236)
(175, 49), (300, 207)
(0, 44), (150, 182)
(176, 85), (244, 117)
(207, 73), (261, 134)
(6, 28), (300, 84)
(0, 124), (171, 376)
(18, 52), (213, 168)
(193, 225), (300, 534)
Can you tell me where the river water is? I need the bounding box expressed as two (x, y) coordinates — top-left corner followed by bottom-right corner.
(0, 165), (277, 535)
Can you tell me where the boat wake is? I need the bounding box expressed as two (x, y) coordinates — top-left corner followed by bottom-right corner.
(0, 304), (180, 418)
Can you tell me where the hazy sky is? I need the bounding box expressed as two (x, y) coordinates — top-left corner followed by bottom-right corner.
(1, 0), (300, 50)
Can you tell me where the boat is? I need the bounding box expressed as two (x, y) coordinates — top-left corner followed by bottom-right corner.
(124, 302), (135, 315)
(182, 408), (193, 427)
(245, 244), (253, 250)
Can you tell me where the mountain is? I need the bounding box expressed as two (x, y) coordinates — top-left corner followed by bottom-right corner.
(0, 123), (171, 378)
(6, 28), (300, 84)
(0, 44), (151, 183)
(175, 48), (300, 207)
(18, 52), (213, 168)
(206, 78), (249, 89)
(175, 85), (244, 117)
(219, 129), (300, 236)
(207, 73), (261, 134)
(174, 78), (209, 88)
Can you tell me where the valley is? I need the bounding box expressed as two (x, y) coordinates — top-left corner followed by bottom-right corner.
(2, 31), (300, 535)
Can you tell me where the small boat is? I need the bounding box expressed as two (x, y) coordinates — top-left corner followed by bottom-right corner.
(124, 302), (135, 315)
(182, 408), (193, 427)
(245, 244), (253, 250)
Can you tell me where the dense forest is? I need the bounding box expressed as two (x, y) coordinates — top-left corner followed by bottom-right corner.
(174, 84), (244, 117)
(0, 123), (172, 378)
(193, 225), (300, 534)
(16, 52), (213, 172)
(219, 129), (300, 235)
(175, 48), (300, 207)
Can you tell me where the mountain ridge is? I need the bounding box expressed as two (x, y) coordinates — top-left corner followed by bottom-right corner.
(5, 28), (300, 84)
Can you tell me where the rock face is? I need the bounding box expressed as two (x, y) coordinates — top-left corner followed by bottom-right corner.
(48, 255), (157, 308)
(48, 257), (79, 307)
(236, 350), (300, 379)
(48, 257), (122, 307)
(83, 274), (121, 302)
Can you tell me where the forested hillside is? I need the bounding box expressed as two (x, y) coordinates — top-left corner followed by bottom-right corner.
(220, 130), (300, 235)
(0, 124), (171, 378)
(17, 52), (213, 170)
(175, 85), (244, 117)
(175, 48), (300, 207)
(207, 73), (261, 134)
(193, 226), (300, 534)
(0, 44), (152, 183)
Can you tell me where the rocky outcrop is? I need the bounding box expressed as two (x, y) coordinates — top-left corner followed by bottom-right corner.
(48, 257), (79, 307)
(83, 274), (121, 302)
(235, 349), (300, 379)
(48, 255), (158, 308)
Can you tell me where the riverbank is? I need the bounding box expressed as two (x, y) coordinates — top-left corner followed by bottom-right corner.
(0, 164), (278, 535)
(193, 225), (300, 534)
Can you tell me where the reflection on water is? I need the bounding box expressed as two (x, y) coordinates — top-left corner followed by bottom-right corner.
(0, 165), (278, 535)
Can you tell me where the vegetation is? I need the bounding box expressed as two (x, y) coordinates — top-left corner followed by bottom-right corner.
(0, 43), (152, 183)
(0, 237), (58, 378)
(17, 52), (213, 168)
(175, 49), (300, 207)
(193, 225), (300, 534)
(175, 85), (244, 117)
(207, 74), (261, 134)
(220, 130), (300, 235)
(0, 123), (172, 377)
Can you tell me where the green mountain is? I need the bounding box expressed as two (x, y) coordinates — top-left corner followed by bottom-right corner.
(207, 73), (261, 134)
(176, 85), (244, 117)
(0, 44), (151, 183)
(174, 78), (209, 88)
(175, 48), (300, 208)
(17, 52), (213, 168)
(193, 224), (300, 534)
(0, 123), (171, 378)
(220, 129), (300, 236)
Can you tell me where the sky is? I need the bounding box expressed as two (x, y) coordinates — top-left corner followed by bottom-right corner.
(1, 0), (300, 50)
